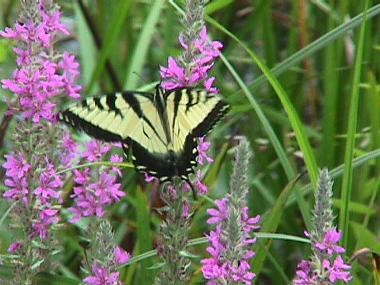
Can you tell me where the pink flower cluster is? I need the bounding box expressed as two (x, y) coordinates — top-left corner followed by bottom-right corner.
(83, 246), (131, 285)
(3, 154), (63, 241)
(293, 229), (351, 284)
(202, 198), (261, 284)
(160, 27), (222, 93)
(69, 140), (125, 223)
(3, 153), (30, 205)
(1, 4), (80, 123)
(60, 132), (79, 167)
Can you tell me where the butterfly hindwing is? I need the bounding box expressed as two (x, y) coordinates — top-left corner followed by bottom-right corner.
(59, 86), (229, 181)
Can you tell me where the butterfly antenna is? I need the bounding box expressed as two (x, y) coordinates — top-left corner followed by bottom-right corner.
(132, 71), (147, 85)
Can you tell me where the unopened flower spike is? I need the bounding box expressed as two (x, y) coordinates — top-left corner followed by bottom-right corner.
(293, 169), (352, 284)
(202, 137), (260, 285)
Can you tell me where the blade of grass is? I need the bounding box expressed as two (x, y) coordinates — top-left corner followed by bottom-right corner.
(362, 72), (380, 228)
(123, 232), (309, 267)
(261, 2), (277, 67)
(205, 0), (234, 14)
(339, 0), (369, 249)
(219, 54), (295, 180)
(367, 72), (380, 168)
(133, 187), (154, 284)
(252, 173), (303, 276)
(235, 4), (380, 94)
(86, 0), (132, 93)
(34, 272), (79, 285)
(74, 2), (98, 92)
(266, 250), (290, 284)
(286, 148), (380, 207)
(219, 53), (313, 227)
(0, 202), (16, 227)
(124, 0), (165, 89)
(211, 19), (319, 187)
(320, 7), (339, 167)
(168, 0), (313, 229)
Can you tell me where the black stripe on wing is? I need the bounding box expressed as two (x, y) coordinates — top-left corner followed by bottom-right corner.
(59, 91), (156, 143)
(59, 109), (122, 142)
(191, 97), (230, 138)
(177, 97), (229, 179)
(171, 89), (182, 129)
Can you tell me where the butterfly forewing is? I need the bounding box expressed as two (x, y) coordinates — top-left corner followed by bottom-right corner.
(165, 89), (229, 151)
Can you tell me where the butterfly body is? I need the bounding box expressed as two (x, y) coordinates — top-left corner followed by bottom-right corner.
(59, 85), (229, 182)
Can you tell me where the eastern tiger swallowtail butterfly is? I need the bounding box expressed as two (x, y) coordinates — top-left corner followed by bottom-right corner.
(58, 85), (229, 182)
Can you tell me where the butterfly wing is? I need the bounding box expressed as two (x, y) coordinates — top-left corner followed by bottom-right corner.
(59, 90), (169, 156)
(163, 88), (230, 179)
(59, 88), (229, 182)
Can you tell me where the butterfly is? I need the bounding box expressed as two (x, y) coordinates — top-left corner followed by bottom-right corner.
(59, 85), (229, 182)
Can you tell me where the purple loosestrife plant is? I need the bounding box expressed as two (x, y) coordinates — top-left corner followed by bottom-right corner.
(159, 0), (222, 93)
(153, 183), (193, 285)
(158, 0), (222, 195)
(292, 169), (352, 284)
(153, 0), (222, 284)
(82, 220), (131, 285)
(0, 0), (80, 283)
(1, 3), (80, 122)
(202, 137), (260, 285)
(69, 140), (125, 223)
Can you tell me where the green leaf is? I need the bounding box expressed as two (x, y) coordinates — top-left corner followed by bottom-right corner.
(339, 0), (369, 248)
(252, 174), (302, 276)
(351, 222), (380, 255)
(86, 0), (133, 93)
(286, 149), (380, 207)
(239, 4), (380, 94)
(205, 0), (234, 14)
(74, 2), (98, 92)
(133, 187), (154, 284)
(124, 0), (165, 89)
(333, 199), (376, 215)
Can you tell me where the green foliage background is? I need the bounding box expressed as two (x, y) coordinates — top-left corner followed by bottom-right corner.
(0, 0), (379, 284)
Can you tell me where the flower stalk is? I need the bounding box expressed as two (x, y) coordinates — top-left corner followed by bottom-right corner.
(293, 169), (352, 284)
(154, 180), (193, 285)
(202, 137), (260, 285)
(83, 220), (131, 285)
(154, 0), (224, 283)
(160, 0), (222, 93)
(0, 0), (80, 283)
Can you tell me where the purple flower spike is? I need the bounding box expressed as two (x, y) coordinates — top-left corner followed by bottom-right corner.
(206, 198), (229, 225)
(202, 138), (258, 285)
(160, 20), (222, 93)
(83, 263), (123, 285)
(2, 154), (31, 204)
(69, 140), (124, 223)
(34, 159), (63, 202)
(8, 242), (23, 253)
(314, 228), (346, 256)
(324, 256), (352, 283)
(114, 246), (131, 265)
(203, 198), (259, 285)
(292, 169), (352, 284)
(197, 137), (214, 165)
(194, 171), (208, 195)
(82, 140), (111, 162)
(1, 3), (81, 123)
(3, 154), (31, 179)
(31, 208), (60, 240)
